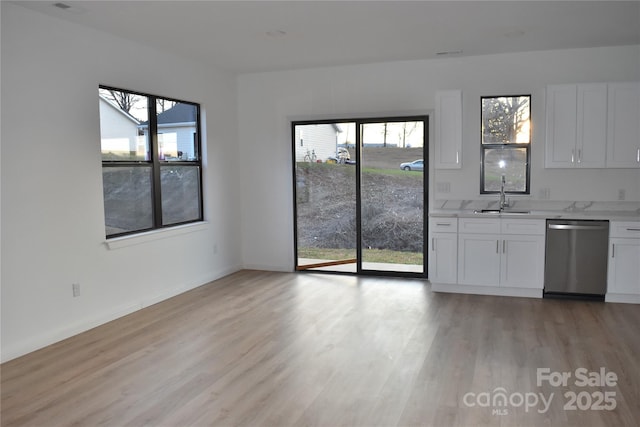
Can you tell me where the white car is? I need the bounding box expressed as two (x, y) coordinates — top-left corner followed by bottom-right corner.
(400, 159), (424, 171)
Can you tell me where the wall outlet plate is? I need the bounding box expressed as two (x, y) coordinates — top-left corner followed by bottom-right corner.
(539, 187), (550, 200)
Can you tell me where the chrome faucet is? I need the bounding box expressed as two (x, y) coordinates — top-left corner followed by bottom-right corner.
(499, 175), (510, 210)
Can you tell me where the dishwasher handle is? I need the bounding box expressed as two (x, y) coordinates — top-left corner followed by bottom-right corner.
(548, 224), (608, 231)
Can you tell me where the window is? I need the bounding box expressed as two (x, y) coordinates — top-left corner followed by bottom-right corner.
(480, 95), (531, 194)
(99, 86), (203, 238)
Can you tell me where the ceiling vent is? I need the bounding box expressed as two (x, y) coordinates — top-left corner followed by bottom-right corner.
(436, 50), (463, 56)
(53, 3), (72, 10)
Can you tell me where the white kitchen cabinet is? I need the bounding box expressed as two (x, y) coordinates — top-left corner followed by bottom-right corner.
(457, 218), (545, 289)
(435, 90), (462, 169)
(500, 235), (545, 288)
(606, 82), (640, 168)
(428, 217), (458, 284)
(607, 222), (640, 303)
(545, 83), (607, 168)
(458, 233), (501, 285)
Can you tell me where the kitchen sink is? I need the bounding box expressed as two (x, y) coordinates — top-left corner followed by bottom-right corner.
(501, 210), (531, 214)
(473, 209), (531, 215)
(474, 209), (501, 214)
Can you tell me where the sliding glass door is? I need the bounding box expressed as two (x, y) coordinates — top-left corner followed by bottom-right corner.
(294, 122), (358, 273)
(360, 120), (425, 273)
(293, 116), (427, 276)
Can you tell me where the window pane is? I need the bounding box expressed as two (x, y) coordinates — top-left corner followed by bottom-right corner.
(482, 96), (530, 144)
(361, 121), (424, 273)
(103, 166), (153, 235)
(483, 147), (527, 192)
(99, 89), (149, 161)
(161, 165), (202, 225)
(294, 122), (357, 272)
(156, 99), (199, 161)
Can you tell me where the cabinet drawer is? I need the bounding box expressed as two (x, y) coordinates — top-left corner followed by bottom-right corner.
(501, 219), (545, 235)
(459, 218), (500, 234)
(430, 217), (458, 233)
(610, 222), (640, 238)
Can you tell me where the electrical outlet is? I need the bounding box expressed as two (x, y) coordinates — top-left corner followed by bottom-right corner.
(618, 189), (626, 201)
(72, 283), (80, 297)
(436, 182), (451, 193)
(539, 187), (550, 200)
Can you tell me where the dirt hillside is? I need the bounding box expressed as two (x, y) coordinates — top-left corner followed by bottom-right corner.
(296, 147), (425, 252)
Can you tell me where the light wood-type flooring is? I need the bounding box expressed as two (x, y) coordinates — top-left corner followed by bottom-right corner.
(2, 270), (639, 426)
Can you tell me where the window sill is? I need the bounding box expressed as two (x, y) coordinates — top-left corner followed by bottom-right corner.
(105, 221), (209, 250)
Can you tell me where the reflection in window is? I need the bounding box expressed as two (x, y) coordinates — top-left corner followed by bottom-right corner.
(102, 166), (153, 235)
(481, 95), (531, 194)
(483, 148), (528, 192)
(99, 90), (149, 161)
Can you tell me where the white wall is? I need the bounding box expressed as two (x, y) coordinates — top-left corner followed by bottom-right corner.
(238, 45), (640, 271)
(0, 3), (242, 361)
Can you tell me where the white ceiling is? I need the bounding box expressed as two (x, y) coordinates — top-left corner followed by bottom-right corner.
(14, 1), (640, 74)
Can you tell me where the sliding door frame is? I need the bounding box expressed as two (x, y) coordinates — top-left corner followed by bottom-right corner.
(292, 115), (429, 278)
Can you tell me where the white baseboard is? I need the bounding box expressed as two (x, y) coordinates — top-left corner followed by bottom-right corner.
(605, 293), (640, 304)
(430, 282), (543, 299)
(0, 265), (243, 363)
(242, 263), (293, 272)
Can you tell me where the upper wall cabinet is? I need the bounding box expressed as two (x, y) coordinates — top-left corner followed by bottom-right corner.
(435, 90), (462, 169)
(545, 83), (607, 168)
(606, 82), (640, 168)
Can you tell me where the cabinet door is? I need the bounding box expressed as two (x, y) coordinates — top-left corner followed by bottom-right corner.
(607, 239), (640, 295)
(606, 82), (640, 168)
(545, 84), (577, 168)
(576, 84), (607, 168)
(500, 235), (545, 289)
(429, 233), (457, 284)
(457, 234), (500, 286)
(435, 90), (462, 169)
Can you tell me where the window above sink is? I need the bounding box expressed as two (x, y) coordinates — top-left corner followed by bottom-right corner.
(480, 95), (531, 195)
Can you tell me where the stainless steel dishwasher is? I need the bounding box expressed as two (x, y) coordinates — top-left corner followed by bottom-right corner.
(544, 219), (609, 299)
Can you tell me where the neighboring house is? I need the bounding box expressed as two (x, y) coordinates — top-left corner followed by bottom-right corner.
(98, 95), (144, 159)
(140, 103), (198, 160)
(294, 123), (343, 162)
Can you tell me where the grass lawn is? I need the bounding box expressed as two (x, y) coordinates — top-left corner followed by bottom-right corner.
(298, 247), (423, 265)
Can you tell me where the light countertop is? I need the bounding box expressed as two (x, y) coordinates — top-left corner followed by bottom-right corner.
(430, 209), (640, 222)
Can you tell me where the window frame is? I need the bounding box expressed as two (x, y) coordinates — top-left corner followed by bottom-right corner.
(99, 85), (203, 238)
(480, 94), (531, 195)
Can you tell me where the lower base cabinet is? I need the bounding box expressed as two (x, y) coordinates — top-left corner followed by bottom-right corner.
(429, 233), (457, 284)
(458, 233), (545, 289)
(457, 234), (500, 285)
(606, 222), (640, 303)
(500, 235), (546, 288)
(429, 216), (640, 304)
(430, 217), (545, 297)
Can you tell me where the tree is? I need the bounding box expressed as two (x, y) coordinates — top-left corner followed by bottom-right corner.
(482, 96), (530, 144)
(398, 121), (418, 148)
(381, 122), (388, 147)
(100, 89), (140, 114)
(156, 98), (176, 113)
